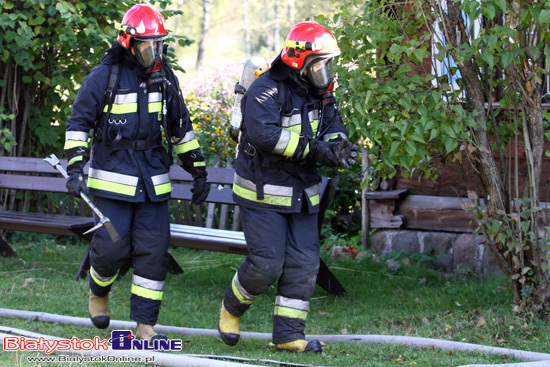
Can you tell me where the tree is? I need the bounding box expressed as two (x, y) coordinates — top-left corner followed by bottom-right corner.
(0, 0), (183, 158)
(322, 0), (550, 316)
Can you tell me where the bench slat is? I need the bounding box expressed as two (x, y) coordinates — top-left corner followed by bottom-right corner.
(0, 210), (94, 236)
(0, 174), (68, 192)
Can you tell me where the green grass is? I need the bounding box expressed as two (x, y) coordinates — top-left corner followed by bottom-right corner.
(1, 232), (549, 366)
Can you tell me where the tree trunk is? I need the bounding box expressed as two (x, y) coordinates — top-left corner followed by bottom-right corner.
(273, 0), (280, 52)
(195, 0), (211, 69)
(241, 0), (251, 57)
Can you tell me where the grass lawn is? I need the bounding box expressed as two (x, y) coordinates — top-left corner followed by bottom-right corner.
(0, 231), (549, 366)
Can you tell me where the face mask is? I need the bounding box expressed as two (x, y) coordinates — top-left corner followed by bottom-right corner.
(306, 58), (334, 89)
(133, 40), (163, 70)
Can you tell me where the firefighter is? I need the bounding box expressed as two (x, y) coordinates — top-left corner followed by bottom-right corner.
(64, 4), (210, 341)
(218, 21), (357, 353)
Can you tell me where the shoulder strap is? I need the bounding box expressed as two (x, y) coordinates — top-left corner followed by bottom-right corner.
(276, 80), (289, 113)
(94, 63), (120, 141)
(104, 62), (120, 112)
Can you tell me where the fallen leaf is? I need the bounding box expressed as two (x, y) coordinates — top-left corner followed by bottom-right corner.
(476, 317), (487, 328)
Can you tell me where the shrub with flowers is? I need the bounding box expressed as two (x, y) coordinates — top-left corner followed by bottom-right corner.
(179, 62), (242, 167)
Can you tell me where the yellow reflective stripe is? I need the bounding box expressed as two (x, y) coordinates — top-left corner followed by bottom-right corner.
(233, 183), (292, 206)
(90, 267), (117, 287)
(175, 139), (200, 154)
(131, 284), (163, 301)
(286, 125), (301, 134)
(311, 119), (319, 138)
(231, 275), (254, 305)
(194, 161), (206, 167)
(154, 182), (171, 195)
(274, 306), (308, 320)
(105, 103), (137, 114)
(148, 102), (162, 113)
(309, 194), (320, 206)
(305, 185), (320, 206)
(282, 131), (300, 158)
(64, 140), (88, 149)
(68, 156), (84, 165)
(303, 143), (310, 159)
(88, 177), (137, 196)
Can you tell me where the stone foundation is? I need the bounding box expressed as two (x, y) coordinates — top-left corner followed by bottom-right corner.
(369, 230), (505, 275)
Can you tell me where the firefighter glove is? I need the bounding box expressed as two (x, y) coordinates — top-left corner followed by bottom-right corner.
(191, 177), (210, 204)
(335, 139), (358, 169)
(65, 154), (88, 197)
(66, 173), (87, 197)
(307, 139), (341, 167)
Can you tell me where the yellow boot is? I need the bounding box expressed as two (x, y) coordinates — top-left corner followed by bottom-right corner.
(218, 300), (240, 346)
(276, 339), (322, 353)
(88, 292), (110, 329)
(135, 323), (167, 342)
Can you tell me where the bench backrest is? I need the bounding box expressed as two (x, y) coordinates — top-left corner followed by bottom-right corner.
(0, 156), (331, 206)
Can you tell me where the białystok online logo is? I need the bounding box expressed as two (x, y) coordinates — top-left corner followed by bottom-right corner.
(109, 330), (182, 351)
(3, 330), (182, 354)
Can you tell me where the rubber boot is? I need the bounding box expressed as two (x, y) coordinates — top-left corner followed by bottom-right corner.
(136, 323), (167, 342)
(88, 292), (110, 329)
(276, 339), (322, 353)
(218, 300), (240, 346)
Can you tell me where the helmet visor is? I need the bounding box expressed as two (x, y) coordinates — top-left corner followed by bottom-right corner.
(307, 58), (334, 88)
(134, 39), (164, 68)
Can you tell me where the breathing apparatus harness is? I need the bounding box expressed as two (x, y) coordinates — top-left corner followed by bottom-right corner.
(95, 45), (188, 159)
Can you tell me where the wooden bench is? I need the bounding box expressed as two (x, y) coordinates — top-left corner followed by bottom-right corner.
(0, 156), (346, 295)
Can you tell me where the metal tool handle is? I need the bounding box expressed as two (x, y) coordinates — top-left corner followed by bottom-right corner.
(44, 154), (105, 220)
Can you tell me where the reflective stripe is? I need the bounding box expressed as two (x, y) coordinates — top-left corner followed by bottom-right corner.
(104, 93), (138, 114)
(174, 131), (200, 154)
(113, 93), (138, 104)
(231, 273), (256, 305)
(272, 129), (291, 155)
(194, 161), (206, 167)
(274, 296), (309, 320)
(88, 168), (138, 196)
(131, 284), (163, 301)
(282, 131), (299, 157)
(90, 266), (118, 287)
(233, 184), (292, 206)
(323, 132), (347, 141)
(311, 119), (319, 138)
(148, 92), (162, 103)
(64, 140), (88, 149)
(66, 131), (89, 141)
(274, 306), (308, 320)
(107, 103), (137, 114)
(154, 182), (171, 195)
(88, 178), (137, 196)
(305, 184), (320, 206)
(281, 113), (301, 129)
(133, 274), (165, 291)
(88, 168), (138, 186)
(68, 156), (84, 165)
(151, 173), (171, 186)
(234, 173), (293, 197)
(308, 109), (319, 122)
(149, 102), (162, 113)
(152, 173), (172, 196)
(173, 130), (197, 144)
(275, 296), (310, 311)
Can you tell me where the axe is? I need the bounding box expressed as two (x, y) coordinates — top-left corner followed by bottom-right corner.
(44, 154), (121, 243)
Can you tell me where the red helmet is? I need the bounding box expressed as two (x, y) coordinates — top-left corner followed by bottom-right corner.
(117, 4), (168, 49)
(116, 4), (168, 72)
(281, 21), (340, 70)
(281, 22), (340, 94)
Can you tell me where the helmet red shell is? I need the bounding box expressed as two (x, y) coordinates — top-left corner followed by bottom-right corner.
(117, 4), (168, 49)
(281, 21), (340, 70)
